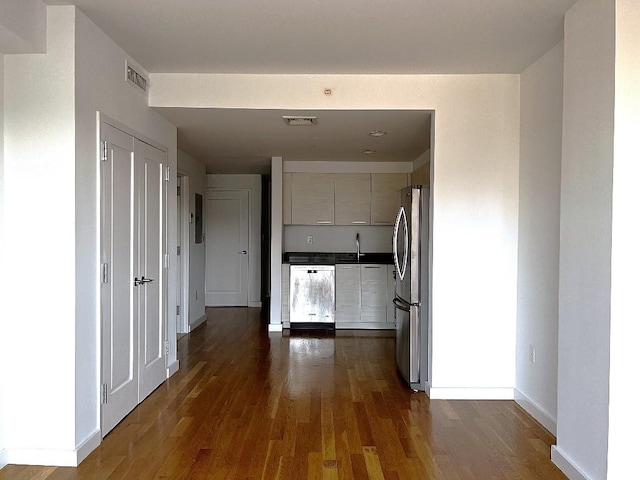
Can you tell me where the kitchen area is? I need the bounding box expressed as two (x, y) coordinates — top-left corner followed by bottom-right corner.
(277, 166), (431, 391)
(279, 171), (409, 330)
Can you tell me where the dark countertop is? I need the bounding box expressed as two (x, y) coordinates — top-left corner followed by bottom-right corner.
(283, 252), (394, 265)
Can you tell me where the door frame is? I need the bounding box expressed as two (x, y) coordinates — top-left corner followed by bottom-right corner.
(98, 112), (170, 436)
(177, 171), (190, 334)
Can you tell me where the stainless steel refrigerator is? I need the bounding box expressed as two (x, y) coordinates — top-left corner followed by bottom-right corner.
(392, 185), (429, 391)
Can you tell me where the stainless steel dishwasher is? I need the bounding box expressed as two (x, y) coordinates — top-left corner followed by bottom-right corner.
(289, 265), (335, 327)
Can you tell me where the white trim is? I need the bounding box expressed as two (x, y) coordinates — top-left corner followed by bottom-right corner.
(5, 429), (100, 468)
(0, 449), (8, 469)
(551, 446), (591, 480)
(167, 360), (180, 378)
(268, 323), (283, 332)
(514, 389), (557, 435)
(249, 301), (262, 308)
(189, 314), (207, 332)
(428, 387), (514, 400)
(176, 173), (191, 335)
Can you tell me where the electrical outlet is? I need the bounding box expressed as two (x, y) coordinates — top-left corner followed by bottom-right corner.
(529, 344), (536, 364)
(307, 235), (313, 245)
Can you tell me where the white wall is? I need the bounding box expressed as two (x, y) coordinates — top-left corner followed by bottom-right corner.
(0, 0), (46, 54)
(177, 150), (206, 328)
(515, 41), (563, 435)
(74, 6), (178, 455)
(1, 5), (178, 466)
(554, 0), (615, 478)
(607, 1), (640, 477)
(151, 73), (521, 397)
(206, 174), (262, 307)
(3, 6), (78, 463)
(270, 157), (283, 330)
(0, 52), (6, 470)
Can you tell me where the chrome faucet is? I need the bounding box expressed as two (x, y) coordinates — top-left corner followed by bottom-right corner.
(356, 232), (363, 262)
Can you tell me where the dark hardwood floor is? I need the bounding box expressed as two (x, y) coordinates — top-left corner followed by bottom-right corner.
(1, 307), (566, 479)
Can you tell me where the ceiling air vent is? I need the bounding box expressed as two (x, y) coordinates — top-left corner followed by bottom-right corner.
(282, 116), (317, 126)
(125, 60), (149, 96)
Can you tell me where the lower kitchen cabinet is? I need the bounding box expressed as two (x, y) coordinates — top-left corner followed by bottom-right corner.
(360, 265), (387, 323)
(335, 264), (395, 329)
(282, 263), (396, 329)
(336, 265), (361, 323)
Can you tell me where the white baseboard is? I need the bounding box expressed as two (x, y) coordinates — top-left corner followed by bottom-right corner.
(76, 430), (101, 465)
(249, 301), (262, 308)
(514, 389), (557, 435)
(428, 387), (514, 400)
(551, 446), (591, 480)
(0, 448), (8, 469)
(6, 429), (100, 467)
(268, 323), (283, 332)
(189, 314), (207, 332)
(167, 360), (180, 377)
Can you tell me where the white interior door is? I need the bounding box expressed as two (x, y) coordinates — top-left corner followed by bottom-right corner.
(205, 189), (249, 306)
(101, 122), (168, 435)
(136, 139), (167, 402)
(101, 124), (139, 434)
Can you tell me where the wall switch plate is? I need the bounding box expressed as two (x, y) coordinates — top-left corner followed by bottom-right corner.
(307, 235), (313, 245)
(529, 344), (536, 363)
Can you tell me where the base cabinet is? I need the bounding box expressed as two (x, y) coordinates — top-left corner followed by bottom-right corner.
(335, 264), (395, 328)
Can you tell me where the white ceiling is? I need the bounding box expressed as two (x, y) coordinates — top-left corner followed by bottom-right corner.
(161, 109), (431, 174)
(44, 0), (576, 173)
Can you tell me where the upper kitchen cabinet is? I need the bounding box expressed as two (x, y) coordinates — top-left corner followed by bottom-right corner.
(335, 174), (371, 225)
(371, 173), (409, 225)
(283, 173), (292, 225)
(291, 173), (335, 225)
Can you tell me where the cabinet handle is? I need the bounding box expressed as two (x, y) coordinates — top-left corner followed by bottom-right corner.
(364, 266), (381, 269)
(316, 221), (332, 224)
(351, 221), (368, 224)
(372, 220), (391, 225)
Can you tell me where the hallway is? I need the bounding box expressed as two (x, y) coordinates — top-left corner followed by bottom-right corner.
(1, 308), (566, 479)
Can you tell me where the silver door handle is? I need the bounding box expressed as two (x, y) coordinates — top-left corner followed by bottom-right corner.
(134, 276), (154, 286)
(239, 250), (247, 254)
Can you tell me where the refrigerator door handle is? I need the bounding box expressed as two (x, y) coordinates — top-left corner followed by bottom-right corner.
(393, 295), (412, 312)
(393, 206), (408, 281)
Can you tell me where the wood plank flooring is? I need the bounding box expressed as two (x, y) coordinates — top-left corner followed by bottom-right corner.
(0, 308), (566, 479)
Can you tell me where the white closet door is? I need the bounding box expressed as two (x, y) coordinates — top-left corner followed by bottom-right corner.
(136, 139), (167, 402)
(101, 122), (168, 436)
(101, 123), (139, 435)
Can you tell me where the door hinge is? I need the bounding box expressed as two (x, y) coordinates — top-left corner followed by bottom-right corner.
(177, 245), (181, 256)
(101, 140), (108, 161)
(165, 340), (170, 355)
(165, 166), (170, 181)
(102, 383), (108, 404)
(101, 263), (109, 284)
(176, 305), (180, 315)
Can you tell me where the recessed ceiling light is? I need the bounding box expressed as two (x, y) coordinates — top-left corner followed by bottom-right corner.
(368, 130), (387, 137)
(361, 149), (377, 155)
(282, 116), (317, 126)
